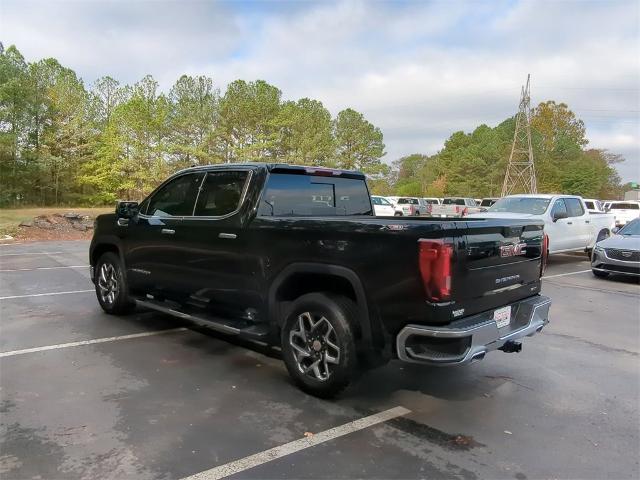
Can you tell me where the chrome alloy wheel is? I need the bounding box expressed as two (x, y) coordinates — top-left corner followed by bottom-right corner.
(97, 262), (119, 305)
(289, 311), (340, 381)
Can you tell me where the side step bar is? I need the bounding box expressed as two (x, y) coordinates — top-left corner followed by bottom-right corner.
(135, 299), (269, 340)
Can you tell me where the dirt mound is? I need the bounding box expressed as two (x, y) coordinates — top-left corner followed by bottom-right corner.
(16, 213), (95, 241)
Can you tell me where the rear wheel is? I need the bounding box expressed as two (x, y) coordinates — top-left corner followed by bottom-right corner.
(394, 212), (402, 217)
(592, 269), (609, 278)
(95, 252), (135, 315)
(281, 293), (358, 398)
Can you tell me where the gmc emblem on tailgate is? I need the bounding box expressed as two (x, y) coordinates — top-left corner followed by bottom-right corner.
(500, 243), (527, 257)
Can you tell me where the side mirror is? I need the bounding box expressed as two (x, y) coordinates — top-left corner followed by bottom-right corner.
(116, 201), (139, 219)
(552, 210), (568, 222)
(612, 226), (620, 234)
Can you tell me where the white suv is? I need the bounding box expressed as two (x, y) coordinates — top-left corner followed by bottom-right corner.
(370, 196), (396, 216)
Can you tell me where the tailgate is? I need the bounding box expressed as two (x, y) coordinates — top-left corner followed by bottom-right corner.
(452, 218), (545, 317)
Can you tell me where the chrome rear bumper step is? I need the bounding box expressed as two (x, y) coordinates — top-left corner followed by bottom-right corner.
(396, 295), (551, 365)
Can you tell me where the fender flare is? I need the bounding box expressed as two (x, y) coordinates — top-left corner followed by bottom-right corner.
(90, 234), (126, 266)
(268, 263), (373, 347)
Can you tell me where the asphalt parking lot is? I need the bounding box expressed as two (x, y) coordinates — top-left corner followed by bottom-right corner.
(1, 240), (638, 479)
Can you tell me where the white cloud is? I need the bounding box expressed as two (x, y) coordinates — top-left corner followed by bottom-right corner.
(2, 0), (639, 180)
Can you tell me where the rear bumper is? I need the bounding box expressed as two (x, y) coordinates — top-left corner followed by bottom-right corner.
(396, 295), (551, 365)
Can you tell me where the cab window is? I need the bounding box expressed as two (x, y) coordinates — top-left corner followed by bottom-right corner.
(565, 198), (585, 217)
(194, 171), (249, 217)
(550, 199), (568, 218)
(145, 173), (204, 217)
(258, 173), (372, 216)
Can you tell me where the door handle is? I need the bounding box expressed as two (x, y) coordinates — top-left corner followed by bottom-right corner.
(566, 222), (573, 225)
(218, 233), (237, 239)
(161, 228), (175, 235)
(585, 220), (590, 224)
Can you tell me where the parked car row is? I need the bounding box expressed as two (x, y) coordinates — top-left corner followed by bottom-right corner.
(375, 196), (495, 217)
(371, 193), (638, 279)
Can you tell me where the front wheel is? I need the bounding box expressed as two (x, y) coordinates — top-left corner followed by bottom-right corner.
(95, 252), (135, 315)
(281, 293), (358, 398)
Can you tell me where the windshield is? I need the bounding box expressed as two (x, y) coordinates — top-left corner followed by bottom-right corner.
(489, 197), (551, 215)
(371, 196), (391, 206)
(610, 202), (639, 210)
(618, 219), (640, 235)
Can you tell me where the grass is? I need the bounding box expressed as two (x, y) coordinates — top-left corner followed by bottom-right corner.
(0, 207), (112, 236)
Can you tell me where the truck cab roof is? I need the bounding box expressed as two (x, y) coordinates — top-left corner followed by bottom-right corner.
(177, 162), (366, 179)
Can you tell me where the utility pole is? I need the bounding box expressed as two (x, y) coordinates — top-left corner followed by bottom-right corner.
(502, 74), (537, 196)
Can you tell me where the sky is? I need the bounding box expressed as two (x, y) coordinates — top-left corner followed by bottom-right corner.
(2, 0), (639, 181)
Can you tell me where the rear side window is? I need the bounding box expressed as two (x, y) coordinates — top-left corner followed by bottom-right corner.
(258, 173), (372, 216)
(146, 173), (204, 217)
(194, 171), (249, 217)
(565, 198), (585, 217)
(610, 202), (639, 210)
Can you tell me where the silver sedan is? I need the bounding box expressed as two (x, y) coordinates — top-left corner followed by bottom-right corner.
(591, 218), (640, 278)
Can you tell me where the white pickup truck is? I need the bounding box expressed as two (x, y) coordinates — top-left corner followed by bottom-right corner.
(468, 194), (615, 254)
(430, 197), (483, 218)
(607, 201), (640, 227)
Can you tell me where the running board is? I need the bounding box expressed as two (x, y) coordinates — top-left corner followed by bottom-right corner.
(136, 299), (241, 336)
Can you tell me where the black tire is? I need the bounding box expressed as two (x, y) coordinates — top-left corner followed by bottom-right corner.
(394, 212), (402, 217)
(592, 269), (609, 278)
(414, 210), (421, 216)
(281, 293), (358, 398)
(95, 252), (135, 315)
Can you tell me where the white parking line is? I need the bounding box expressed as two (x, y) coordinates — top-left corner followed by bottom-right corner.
(0, 289), (94, 300)
(182, 406), (411, 480)
(544, 269), (592, 279)
(0, 251), (67, 257)
(0, 328), (187, 358)
(0, 265), (89, 273)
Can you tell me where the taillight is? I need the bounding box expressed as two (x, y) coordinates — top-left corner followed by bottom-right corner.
(455, 206), (460, 214)
(541, 233), (549, 277)
(461, 207), (468, 217)
(418, 239), (453, 302)
(427, 204), (433, 214)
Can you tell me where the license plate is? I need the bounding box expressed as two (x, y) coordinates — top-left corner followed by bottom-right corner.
(494, 306), (511, 329)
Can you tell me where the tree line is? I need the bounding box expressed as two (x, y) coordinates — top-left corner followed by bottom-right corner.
(0, 43), (625, 207)
(385, 101), (625, 200)
(0, 44), (386, 206)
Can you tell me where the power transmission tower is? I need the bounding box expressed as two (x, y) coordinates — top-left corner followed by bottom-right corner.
(501, 74), (537, 196)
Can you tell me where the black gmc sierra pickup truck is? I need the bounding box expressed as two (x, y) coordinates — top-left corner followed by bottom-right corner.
(90, 163), (551, 397)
